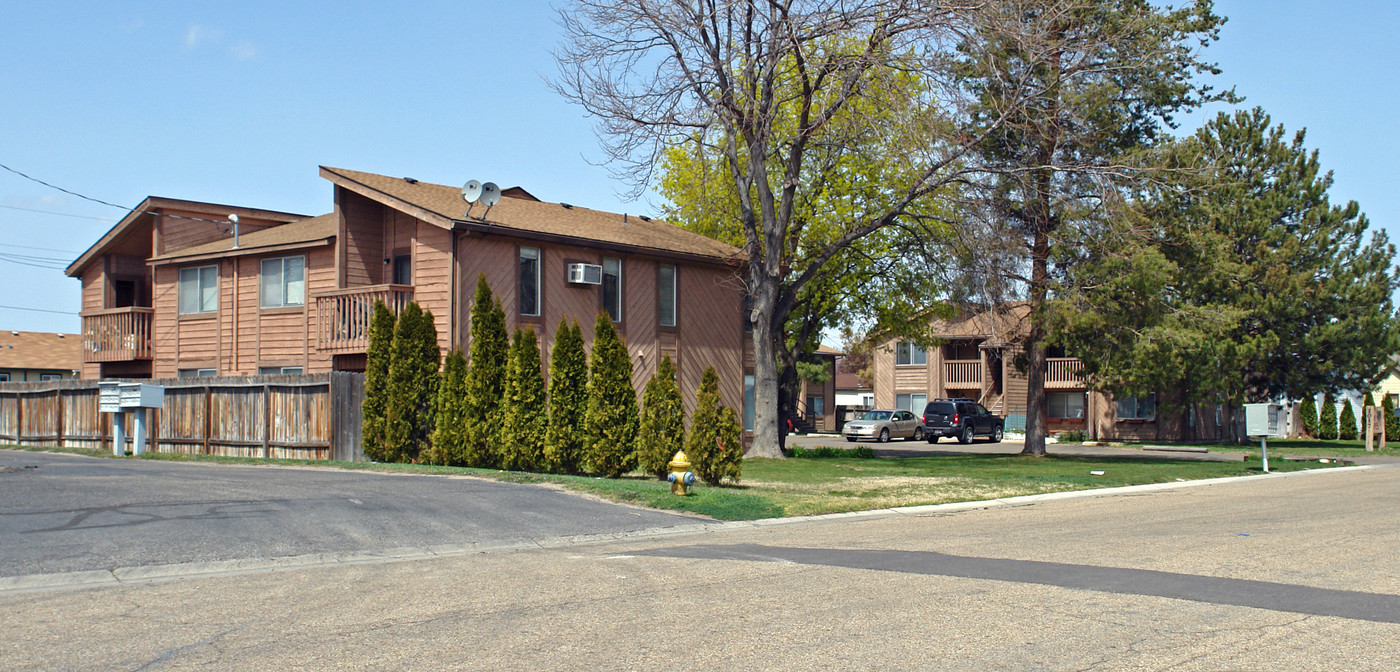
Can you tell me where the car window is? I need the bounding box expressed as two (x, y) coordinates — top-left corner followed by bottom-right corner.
(899, 411), (912, 421)
(976, 404), (988, 415)
(926, 402), (954, 415)
(862, 411), (891, 421)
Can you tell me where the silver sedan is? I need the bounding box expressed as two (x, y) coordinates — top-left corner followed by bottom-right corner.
(842, 409), (924, 443)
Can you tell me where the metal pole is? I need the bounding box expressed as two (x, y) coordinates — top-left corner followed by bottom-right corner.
(112, 411), (125, 456)
(1261, 436), (1269, 473)
(132, 409), (147, 456)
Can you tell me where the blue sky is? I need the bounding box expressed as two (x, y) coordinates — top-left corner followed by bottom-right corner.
(1, 1), (1396, 335)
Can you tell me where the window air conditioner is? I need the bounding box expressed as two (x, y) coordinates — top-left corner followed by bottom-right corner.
(567, 263), (603, 285)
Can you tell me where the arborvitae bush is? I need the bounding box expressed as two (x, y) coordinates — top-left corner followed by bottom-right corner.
(1318, 392), (1339, 440)
(498, 328), (548, 472)
(583, 313), (639, 477)
(1298, 394), (1318, 438)
(384, 303), (440, 462)
(427, 349), (469, 465)
(544, 319), (588, 474)
(361, 300), (396, 461)
(686, 366), (744, 486)
(637, 355), (686, 480)
(1339, 398), (1358, 440)
(1385, 394), (1400, 440)
(463, 275), (509, 467)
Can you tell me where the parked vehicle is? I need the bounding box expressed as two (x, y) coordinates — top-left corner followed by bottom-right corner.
(842, 409), (924, 443)
(922, 398), (1004, 444)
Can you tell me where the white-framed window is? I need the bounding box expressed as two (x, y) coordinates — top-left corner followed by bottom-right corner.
(895, 393), (928, 415)
(40, 373), (62, 381)
(602, 257), (622, 322)
(178, 368), (217, 378)
(258, 366), (304, 375)
(520, 247), (541, 316)
(178, 265), (218, 314)
(1048, 392), (1086, 419)
(860, 393), (874, 408)
(659, 263), (677, 327)
(1117, 394), (1156, 420)
(896, 341), (926, 366)
(743, 373), (755, 431)
(260, 256), (305, 308)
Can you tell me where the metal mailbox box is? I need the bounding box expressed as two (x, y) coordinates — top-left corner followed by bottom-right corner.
(118, 382), (164, 409)
(98, 381), (122, 413)
(1244, 402), (1282, 437)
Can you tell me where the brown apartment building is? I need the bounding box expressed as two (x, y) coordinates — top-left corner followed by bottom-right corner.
(66, 166), (749, 416)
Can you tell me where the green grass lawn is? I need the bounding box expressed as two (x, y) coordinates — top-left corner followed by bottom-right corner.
(6, 443), (1339, 522)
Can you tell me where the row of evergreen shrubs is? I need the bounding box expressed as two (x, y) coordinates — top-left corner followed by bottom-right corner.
(361, 275), (743, 485)
(1297, 392), (1397, 440)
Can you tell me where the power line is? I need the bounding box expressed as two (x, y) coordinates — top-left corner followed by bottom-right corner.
(0, 304), (76, 315)
(0, 162), (128, 211)
(0, 241), (80, 254)
(0, 204), (117, 222)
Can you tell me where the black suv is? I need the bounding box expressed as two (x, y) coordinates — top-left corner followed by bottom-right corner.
(922, 398), (1004, 444)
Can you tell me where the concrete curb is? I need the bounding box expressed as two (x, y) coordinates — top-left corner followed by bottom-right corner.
(2, 463), (1388, 596)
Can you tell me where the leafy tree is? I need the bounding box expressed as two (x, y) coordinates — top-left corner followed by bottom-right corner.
(544, 319), (588, 474)
(1339, 397), (1358, 441)
(1384, 394), (1399, 440)
(427, 349), (469, 465)
(583, 313), (638, 477)
(686, 366), (743, 486)
(383, 302), (440, 462)
(1318, 392), (1339, 440)
(463, 275), (509, 467)
(498, 328), (548, 472)
(360, 300), (396, 461)
(637, 355), (686, 480)
(1298, 395), (1318, 438)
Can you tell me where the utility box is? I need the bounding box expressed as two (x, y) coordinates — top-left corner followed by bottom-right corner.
(118, 382), (164, 409)
(98, 381), (122, 413)
(1244, 403), (1282, 437)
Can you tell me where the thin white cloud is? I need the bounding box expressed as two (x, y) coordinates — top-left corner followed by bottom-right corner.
(229, 41), (258, 60)
(184, 24), (223, 48)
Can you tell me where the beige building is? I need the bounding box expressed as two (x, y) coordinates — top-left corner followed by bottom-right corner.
(0, 331), (81, 381)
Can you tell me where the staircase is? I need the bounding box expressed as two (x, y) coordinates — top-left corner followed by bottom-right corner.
(981, 392), (1004, 415)
(789, 414), (817, 435)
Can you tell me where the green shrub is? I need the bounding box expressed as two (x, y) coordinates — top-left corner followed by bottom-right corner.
(360, 300), (396, 461)
(686, 366), (743, 485)
(464, 275), (508, 467)
(426, 349), (468, 465)
(1318, 392), (1339, 440)
(1056, 429), (1087, 443)
(1298, 394), (1318, 438)
(544, 319), (588, 474)
(637, 355), (686, 479)
(787, 445), (876, 459)
(498, 328), (547, 472)
(1385, 394), (1399, 440)
(383, 302), (440, 462)
(583, 314), (638, 477)
(1339, 398), (1358, 440)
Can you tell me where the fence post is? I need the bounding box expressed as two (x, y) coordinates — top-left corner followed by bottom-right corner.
(203, 384), (212, 456)
(263, 383), (271, 459)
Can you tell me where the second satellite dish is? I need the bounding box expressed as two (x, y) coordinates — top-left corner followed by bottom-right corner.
(462, 180), (483, 204)
(480, 182), (501, 207)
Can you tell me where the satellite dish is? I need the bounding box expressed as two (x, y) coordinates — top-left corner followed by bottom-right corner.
(461, 180), (482, 204)
(480, 182), (501, 207)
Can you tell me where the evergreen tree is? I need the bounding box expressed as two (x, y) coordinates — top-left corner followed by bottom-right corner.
(1298, 394), (1318, 438)
(1384, 394), (1400, 440)
(463, 275), (509, 467)
(686, 366), (744, 486)
(498, 328), (548, 472)
(544, 319), (588, 474)
(384, 303), (440, 462)
(583, 313), (638, 477)
(427, 349), (469, 465)
(1339, 397), (1358, 441)
(360, 300), (396, 461)
(1318, 392), (1339, 440)
(637, 355), (686, 480)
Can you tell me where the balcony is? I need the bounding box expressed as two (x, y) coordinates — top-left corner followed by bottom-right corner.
(944, 359), (982, 387)
(1046, 357), (1086, 389)
(313, 284), (414, 354)
(81, 307), (154, 362)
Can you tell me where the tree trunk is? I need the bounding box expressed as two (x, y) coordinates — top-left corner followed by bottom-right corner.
(1022, 225), (1050, 456)
(749, 312), (783, 458)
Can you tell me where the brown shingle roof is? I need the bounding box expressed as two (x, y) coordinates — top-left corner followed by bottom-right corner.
(835, 371), (870, 391)
(148, 213), (337, 264)
(0, 331), (82, 372)
(321, 166), (741, 264)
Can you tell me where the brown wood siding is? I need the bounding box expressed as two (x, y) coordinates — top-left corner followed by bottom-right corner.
(624, 257), (658, 401)
(154, 208), (278, 257)
(81, 267), (104, 378)
(338, 189), (385, 288)
(304, 246), (336, 372)
(455, 234), (520, 348)
(151, 265), (179, 377)
(894, 366), (928, 392)
(872, 340), (894, 408)
(1002, 353), (1029, 416)
(412, 220), (453, 355)
(676, 263), (744, 418)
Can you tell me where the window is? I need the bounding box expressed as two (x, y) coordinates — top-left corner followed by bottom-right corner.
(0, 373), (8, 382)
(807, 396), (825, 417)
(659, 264), (677, 327)
(392, 253), (411, 285)
(40, 373), (62, 381)
(260, 256), (305, 308)
(178, 265), (218, 314)
(895, 341), (926, 366)
(520, 247), (541, 316)
(860, 393), (873, 408)
(178, 368), (217, 378)
(744, 373), (755, 431)
(602, 257), (622, 322)
(258, 366), (304, 375)
(1117, 394), (1157, 420)
(895, 393), (927, 415)
(1048, 392), (1086, 420)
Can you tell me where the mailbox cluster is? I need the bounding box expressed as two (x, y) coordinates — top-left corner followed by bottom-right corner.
(99, 381), (165, 456)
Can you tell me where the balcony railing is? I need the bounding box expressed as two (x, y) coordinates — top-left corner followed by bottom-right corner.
(1046, 357), (1086, 389)
(81, 307), (154, 362)
(313, 284), (414, 354)
(944, 359), (982, 386)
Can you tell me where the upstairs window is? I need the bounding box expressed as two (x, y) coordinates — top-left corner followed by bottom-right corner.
(602, 257), (622, 322)
(1117, 394), (1157, 420)
(260, 256), (305, 308)
(178, 265), (218, 314)
(520, 247), (541, 316)
(659, 264), (677, 327)
(895, 341), (926, 366)
(392, 253), (412, 285)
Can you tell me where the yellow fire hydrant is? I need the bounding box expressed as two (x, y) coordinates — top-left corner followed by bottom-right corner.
(667, 450), (697, 496)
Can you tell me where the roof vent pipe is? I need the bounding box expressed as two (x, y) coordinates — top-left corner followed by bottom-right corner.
(228, 214), (240, 249)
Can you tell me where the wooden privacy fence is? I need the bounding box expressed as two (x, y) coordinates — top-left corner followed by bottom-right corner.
(0, 372), (365, 462)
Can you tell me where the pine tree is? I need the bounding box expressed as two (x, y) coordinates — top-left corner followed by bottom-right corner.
(498, 328), (548, 472)
(686, 366), (743, 486)
(1339, 397), (1358, 441)
(427, 349), (469, 465)
(1298, 394), (1318, 438)
(637, 355), (686, 480)
(463, 275), (509, 467)
(360, 300), (396, 461)
(583, 313), (638, 477)
(384, 303), (440, 462)
(1318, 392), (1339, 440)
(1384, 394), (1400, 440)
(544, 319), (588, 474)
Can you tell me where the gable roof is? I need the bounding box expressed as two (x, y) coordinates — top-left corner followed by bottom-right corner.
(148, 213), (337, 265)
(0, 331), (82, 372)
(320, 166), (741, 264)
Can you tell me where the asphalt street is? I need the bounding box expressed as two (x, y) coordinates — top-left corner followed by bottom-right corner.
(2, 452), (1397, 670)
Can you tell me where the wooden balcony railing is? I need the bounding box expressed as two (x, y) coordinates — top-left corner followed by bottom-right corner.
(313, 284), (414, 354)
(944, 359), (982, 387)
(81, 307), (154, 362)
(1046, 357), (1086, 389)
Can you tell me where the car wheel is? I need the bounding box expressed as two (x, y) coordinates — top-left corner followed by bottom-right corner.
(989, 425), (1003, 443)
(927, 435), (938, 444)
(845, 437), (857, 443)
(911, 427), (924, 441)
(959, 425), (973, 444)
(878, 428), (890, 443)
